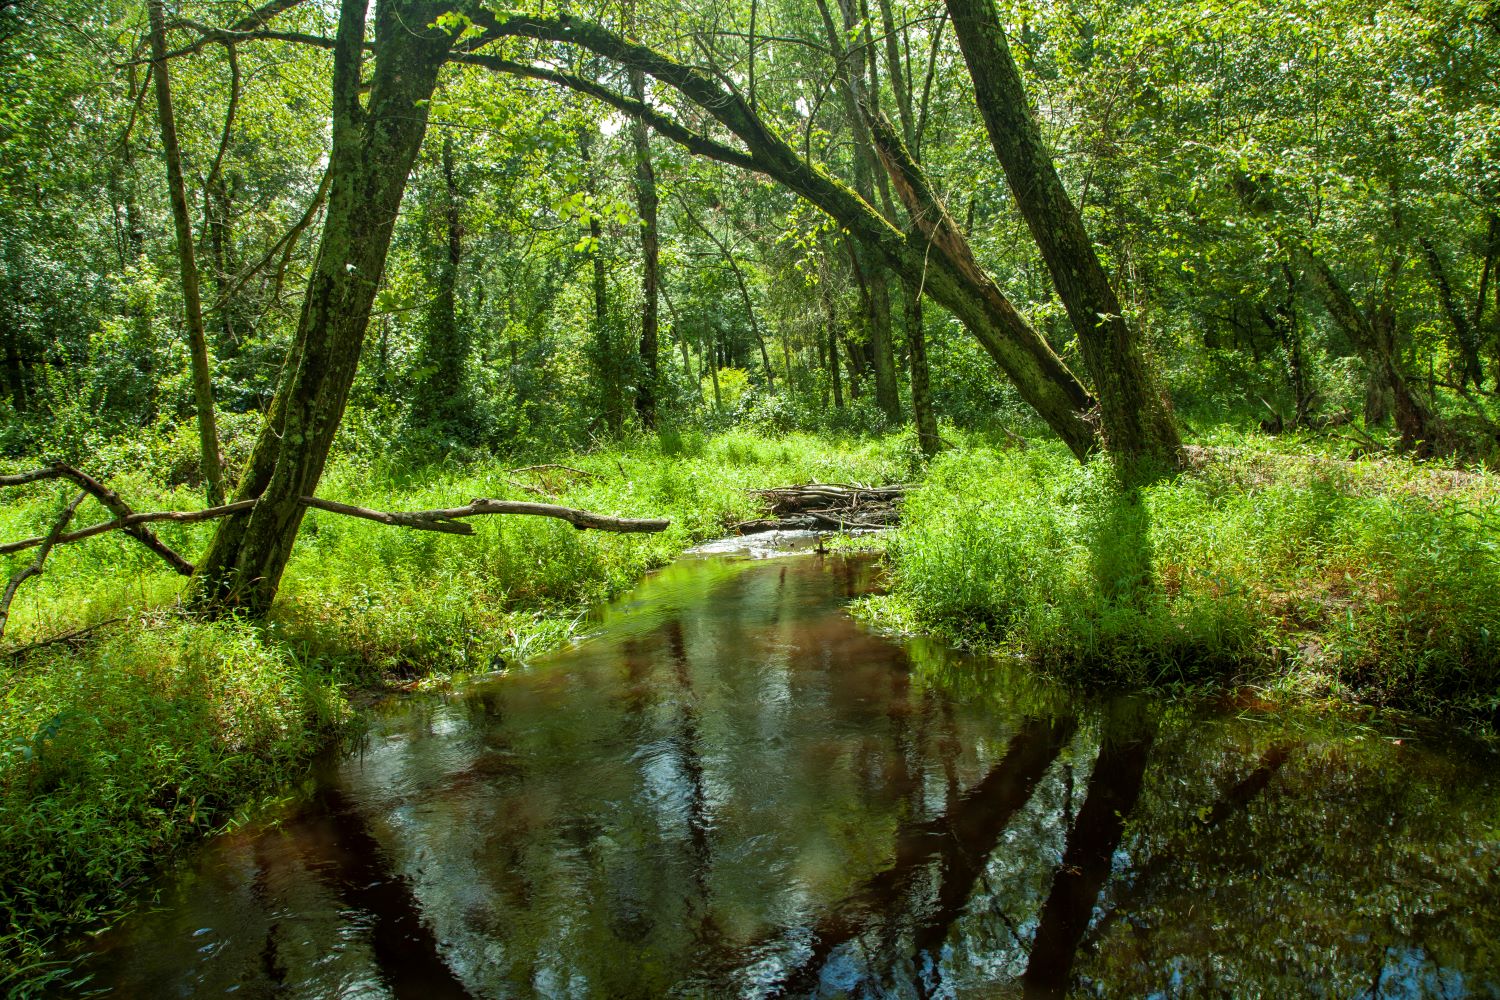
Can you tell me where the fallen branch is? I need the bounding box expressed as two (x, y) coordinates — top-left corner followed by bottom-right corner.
(2, 468), (672, 633)
(0, 492), (87, 640)
(301, 497), (475, 535)
(1, 618), (125, 663)
(0, 501), (258, 557)
(0, 463), (195, 575)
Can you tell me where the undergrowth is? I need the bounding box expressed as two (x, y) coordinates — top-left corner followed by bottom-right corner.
(858, 440), (1500, 722)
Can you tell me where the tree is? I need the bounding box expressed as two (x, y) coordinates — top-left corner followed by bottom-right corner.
(944, 0), (1184, 475)
(188, 0), (454, 614)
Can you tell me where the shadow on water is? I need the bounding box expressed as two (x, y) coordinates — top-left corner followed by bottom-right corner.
(67, 547), (1500, 998)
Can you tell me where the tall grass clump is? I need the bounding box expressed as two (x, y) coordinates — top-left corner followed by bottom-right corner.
(0, 620), (346, 994)
(865, 441), (1500, 718)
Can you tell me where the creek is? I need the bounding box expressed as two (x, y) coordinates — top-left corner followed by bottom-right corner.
(74, 536), (1500, 997)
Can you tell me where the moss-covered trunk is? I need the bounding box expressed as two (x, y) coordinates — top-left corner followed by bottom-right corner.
(188, 0), (453, 615)
(944, 0), (1184, 475)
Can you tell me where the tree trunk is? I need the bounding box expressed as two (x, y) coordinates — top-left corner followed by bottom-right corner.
(629, 68), (660, 428)
(906, 291), (940, 456)
(1420, 235), (1484, 388)
(822, 280), (844, 409)
(416, 133), (469, 431)
(188, 0), (453, 615)
(148, 0), (226, 506)
(1303, 252), (1444, 454)
(813, 0), (900, 422)
(2, 324), (25, 411)
(943, 0), (1183, 475)
(577, 127), (622, 436)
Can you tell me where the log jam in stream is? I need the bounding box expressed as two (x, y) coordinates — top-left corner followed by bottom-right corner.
(71, 537), (1500, 998)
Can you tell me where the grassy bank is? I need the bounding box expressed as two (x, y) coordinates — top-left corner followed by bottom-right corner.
(859, 439), (1500, 723)
(0, 429), (913, 993)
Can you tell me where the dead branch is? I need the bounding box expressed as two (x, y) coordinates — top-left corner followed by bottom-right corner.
(0, 492), (86, 640)
(0, 464), (194, 575)
(1, 618), (125, 663)
(2, 468), (672, 627)
(0, 501), (258, 557)
(301, 497), (475, 535)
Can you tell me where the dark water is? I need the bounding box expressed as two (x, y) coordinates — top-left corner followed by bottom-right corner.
(73, 540), (1500, 998)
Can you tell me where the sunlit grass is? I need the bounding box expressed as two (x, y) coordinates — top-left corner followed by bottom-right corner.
(858, 438), (1500, 721)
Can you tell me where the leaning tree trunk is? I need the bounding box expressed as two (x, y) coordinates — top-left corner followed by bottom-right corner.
(188, 0), (454, 615)
(463, 13), (1098, 457)
(943, 0), (1184, 476)
(1420, 235), (1484, 389)
(148, 0), (226, 507)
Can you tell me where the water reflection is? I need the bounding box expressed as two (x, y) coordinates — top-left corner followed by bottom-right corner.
(70, 552), (1500, 998)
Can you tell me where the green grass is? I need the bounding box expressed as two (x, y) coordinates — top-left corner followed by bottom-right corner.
(0, 428), (912, 991)
(858, 437), (1500, 721)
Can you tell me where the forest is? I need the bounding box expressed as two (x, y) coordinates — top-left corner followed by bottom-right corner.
(2, 0), (1499, 994)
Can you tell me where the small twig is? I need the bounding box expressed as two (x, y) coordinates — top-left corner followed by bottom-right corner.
(0, 492), (87, 640)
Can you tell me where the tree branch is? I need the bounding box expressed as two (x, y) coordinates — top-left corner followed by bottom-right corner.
(1, 464), (195, 575)
(0, 492), (86, 640)
(451, 53), (761, 174)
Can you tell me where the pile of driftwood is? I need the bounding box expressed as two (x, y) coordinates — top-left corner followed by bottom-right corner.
(735, 483), (908, 535)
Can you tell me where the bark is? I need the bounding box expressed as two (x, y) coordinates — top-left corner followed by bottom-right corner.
(188, 0), (454, 615)
(462, 19), (1098, 456)
(943, 0), (1184, 475)
(148, 0), (226, 507)
(907, 291), (940, 456)
(629, 67), (660, 427)
(1303, 251), (1446, 454)
(1420, 235), (1484, 388)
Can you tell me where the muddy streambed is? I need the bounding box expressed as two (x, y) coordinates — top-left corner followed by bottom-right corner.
(71, 535), (1500, 997)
